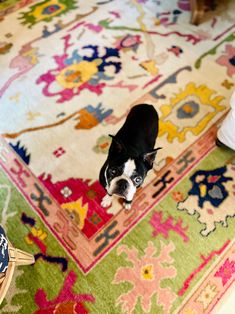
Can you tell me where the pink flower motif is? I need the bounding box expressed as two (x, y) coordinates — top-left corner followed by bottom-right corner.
(85, 23), (103, 33)
(216, 45), (235, 77)
(215, 258), (235, 286)
(113, 241), (177, 313)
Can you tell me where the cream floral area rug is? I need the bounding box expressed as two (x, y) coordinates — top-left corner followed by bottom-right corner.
(0, 0), (235, 313)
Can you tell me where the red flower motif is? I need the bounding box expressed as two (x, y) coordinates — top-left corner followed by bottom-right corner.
(53, 147), (66, 158)
(34, 271), (95, 313)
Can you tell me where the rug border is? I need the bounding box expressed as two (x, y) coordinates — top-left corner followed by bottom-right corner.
(175, 239), (235, 313)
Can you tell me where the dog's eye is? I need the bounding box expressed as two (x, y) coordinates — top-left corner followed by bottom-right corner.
(133, 176), (142, 185)
(109, 167), (117, 176)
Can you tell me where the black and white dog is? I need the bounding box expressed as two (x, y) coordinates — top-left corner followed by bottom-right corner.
(99, 104), (161, 210)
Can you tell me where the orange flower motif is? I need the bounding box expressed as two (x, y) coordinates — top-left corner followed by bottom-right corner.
(172, 191), (184, 202)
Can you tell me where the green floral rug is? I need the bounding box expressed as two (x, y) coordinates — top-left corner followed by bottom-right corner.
(0, 0), (235, 313)
(0, 144), (234, 313)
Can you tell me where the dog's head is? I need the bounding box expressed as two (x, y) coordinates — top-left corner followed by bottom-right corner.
(101, 136), (161, 201)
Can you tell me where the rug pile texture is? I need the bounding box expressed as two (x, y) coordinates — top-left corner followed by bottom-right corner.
(0, 0), (235, 313)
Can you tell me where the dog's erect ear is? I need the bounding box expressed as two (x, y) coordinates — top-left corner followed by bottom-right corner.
(109, 135), (126, 154)
(143, 147), (162, 169)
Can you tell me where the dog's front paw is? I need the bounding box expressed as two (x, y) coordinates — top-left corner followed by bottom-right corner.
(124, 200), (132, 211)
(101, 194), (112, 208)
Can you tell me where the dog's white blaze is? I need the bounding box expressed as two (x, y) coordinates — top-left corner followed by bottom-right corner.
(123, 159), (136, 177)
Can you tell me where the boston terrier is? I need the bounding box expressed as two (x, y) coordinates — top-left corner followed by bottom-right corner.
(99, 104), (161, 210)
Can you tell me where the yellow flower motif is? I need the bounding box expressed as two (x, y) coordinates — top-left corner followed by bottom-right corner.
(199, 184), (207, 197)
(25, 227), (47, 244)
(158, 83), (225, 143)
(30, 0), (66, 22)
(140, 264), (154, 281)
(61, 197), (88, 229)
(56, 60), (99, 89)
(31, 227), (47, 241)
(140, 60), (158, 76)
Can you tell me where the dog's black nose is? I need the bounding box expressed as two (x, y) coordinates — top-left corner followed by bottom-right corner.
(117, 179), (128, 192)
